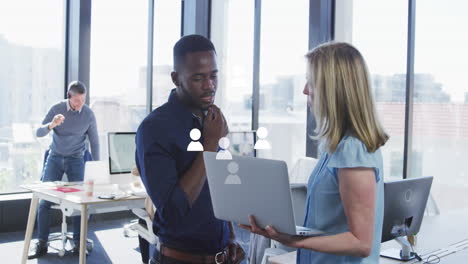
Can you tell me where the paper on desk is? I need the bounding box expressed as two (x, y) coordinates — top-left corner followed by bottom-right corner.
(53, 187), (81, 193)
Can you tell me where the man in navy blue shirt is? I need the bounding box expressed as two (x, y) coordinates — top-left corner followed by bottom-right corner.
(136, 35), (245, 264)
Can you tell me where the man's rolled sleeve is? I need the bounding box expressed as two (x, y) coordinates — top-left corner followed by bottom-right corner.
(36, 106), (55, 137)
(87, 112), (100, 160)
(136, 123), (191, 224)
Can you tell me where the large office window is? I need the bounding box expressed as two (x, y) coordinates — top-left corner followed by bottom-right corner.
(152, 0), (182, 109)
(413, 0), (468, 212)
(258, 0), (309, 169)
(336, 0), (408, 180)
(211, 0), (254, 131)
(0, 1), (65, 193)
(90, 1), (148, 160)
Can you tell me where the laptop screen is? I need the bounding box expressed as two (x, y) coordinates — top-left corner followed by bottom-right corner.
(108, 132), (136, 174)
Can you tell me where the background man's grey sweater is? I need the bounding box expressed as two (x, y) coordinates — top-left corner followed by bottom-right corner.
(36, 100), (100, 160)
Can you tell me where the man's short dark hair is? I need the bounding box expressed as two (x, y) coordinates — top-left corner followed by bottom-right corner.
(173, 34), (216, 70)
(67, 81), (87, 98)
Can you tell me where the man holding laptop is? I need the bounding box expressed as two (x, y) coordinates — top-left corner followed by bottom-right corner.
(136, 35), (244, 264)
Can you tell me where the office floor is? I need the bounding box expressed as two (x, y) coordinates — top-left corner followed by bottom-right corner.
(0, 216), (251, 264)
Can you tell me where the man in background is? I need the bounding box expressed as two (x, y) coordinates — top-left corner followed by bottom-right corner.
(28, 80), (100, 259)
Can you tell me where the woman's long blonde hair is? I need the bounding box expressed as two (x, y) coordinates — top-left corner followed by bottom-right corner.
(306, 42), (388, 153)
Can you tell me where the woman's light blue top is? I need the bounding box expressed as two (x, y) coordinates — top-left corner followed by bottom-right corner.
(297, 136), (384, 264)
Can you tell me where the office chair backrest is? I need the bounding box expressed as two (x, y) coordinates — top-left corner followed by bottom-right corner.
(289, 157), (319, 184)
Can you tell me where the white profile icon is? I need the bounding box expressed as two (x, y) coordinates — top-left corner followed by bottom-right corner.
(216, 137), (232, 160)
(225, 161), (241, 185)
(254, 126), (271, 150)
(187, 128), (204, 151)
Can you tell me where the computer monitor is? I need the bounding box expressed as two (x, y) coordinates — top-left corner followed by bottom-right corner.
(380, 176), (434, 261)
(108, 132), (136, 175)
(227, 131), (256, 157)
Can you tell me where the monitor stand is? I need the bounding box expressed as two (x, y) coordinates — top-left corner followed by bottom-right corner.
(380, 236), (417, 261)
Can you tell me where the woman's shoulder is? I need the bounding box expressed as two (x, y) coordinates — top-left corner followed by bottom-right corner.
(335, 135), (369, 153)
(327, 135), (382, 169)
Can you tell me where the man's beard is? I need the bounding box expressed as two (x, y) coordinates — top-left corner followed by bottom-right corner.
(179, 85), (210, 110)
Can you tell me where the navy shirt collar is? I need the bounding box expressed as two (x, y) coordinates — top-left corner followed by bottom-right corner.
(167, 88), (203, 127)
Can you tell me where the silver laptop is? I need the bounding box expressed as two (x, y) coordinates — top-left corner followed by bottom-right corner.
(203, 151), (324, 236)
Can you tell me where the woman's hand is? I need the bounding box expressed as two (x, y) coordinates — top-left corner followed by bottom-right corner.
(239, 215), (303, 248)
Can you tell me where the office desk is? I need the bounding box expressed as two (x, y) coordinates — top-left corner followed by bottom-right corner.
(20, 182), (146, 264)
(380, 208), (468, 264)
(269, 209), (468, 264)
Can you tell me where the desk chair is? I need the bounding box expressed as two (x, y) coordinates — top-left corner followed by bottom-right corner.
(122, 168), (158, 263)
(123, 197), (159, 264)
(289, 157), (318, 184)
(41, 149), (94, 257)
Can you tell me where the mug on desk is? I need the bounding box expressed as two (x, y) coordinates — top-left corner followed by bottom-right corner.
(84, 179), (94, 197)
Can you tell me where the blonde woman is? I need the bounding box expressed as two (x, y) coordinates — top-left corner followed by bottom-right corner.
(241, 42), (388, 263)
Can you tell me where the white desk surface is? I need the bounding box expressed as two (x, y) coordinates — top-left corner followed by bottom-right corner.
(21, 182), (146, 205)
(269, 209), (468, 264)
(21, 181), (147, 264)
